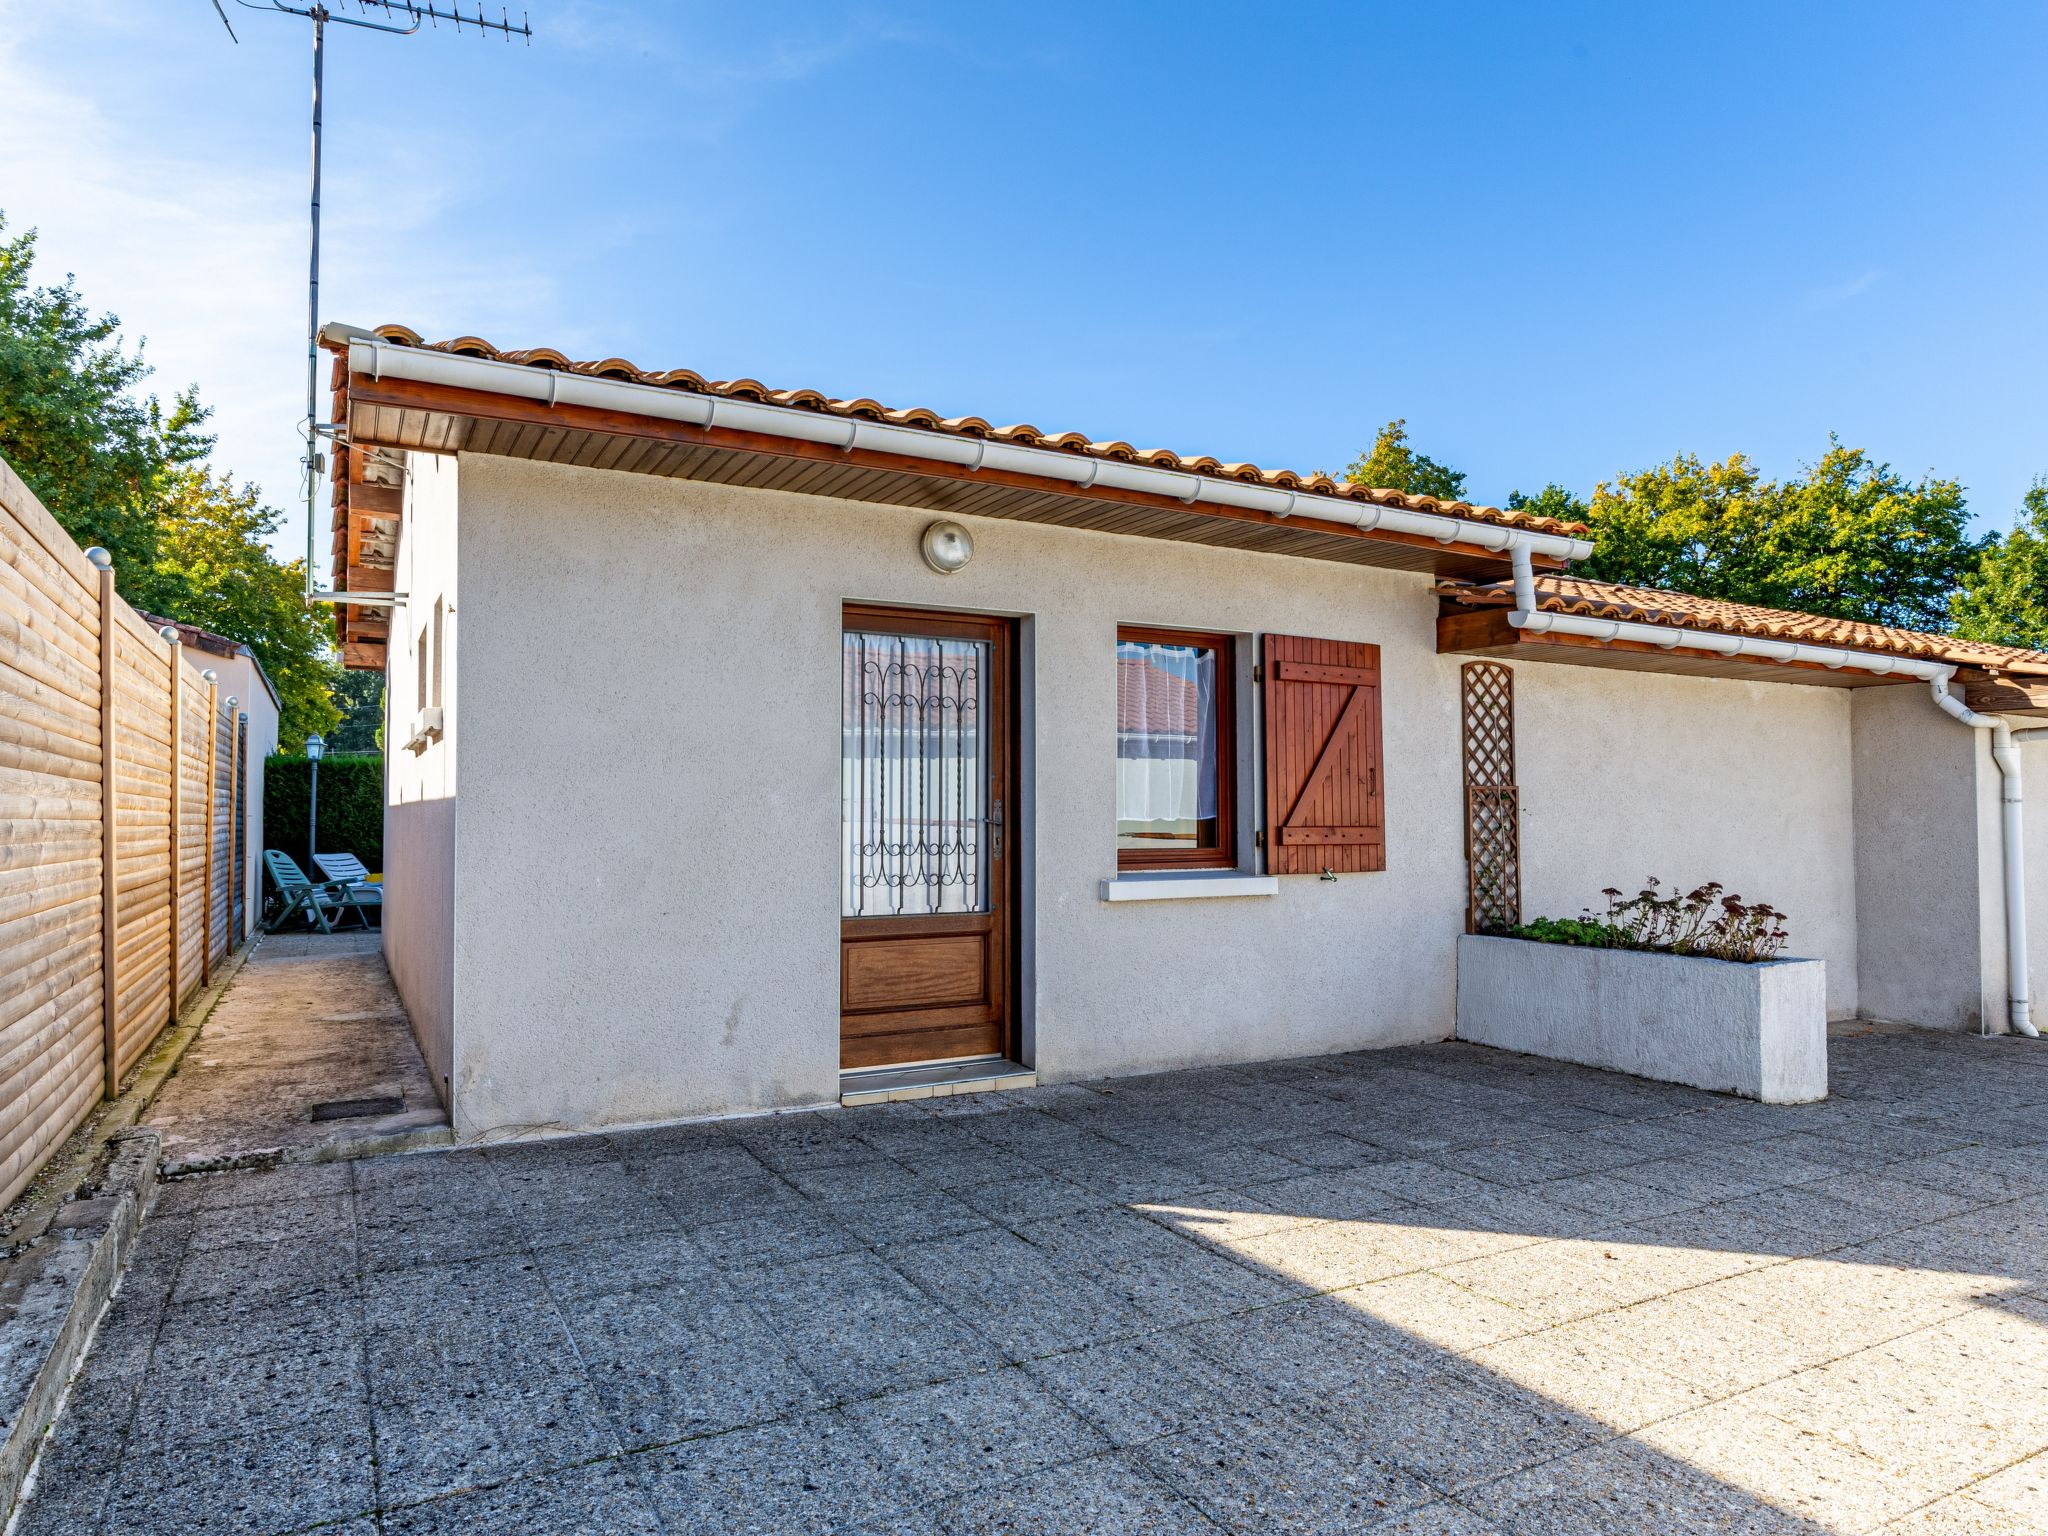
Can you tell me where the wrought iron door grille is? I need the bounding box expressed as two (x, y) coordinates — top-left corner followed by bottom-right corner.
(1461, 661), (1522, 932)
(842, 631), (987, 917)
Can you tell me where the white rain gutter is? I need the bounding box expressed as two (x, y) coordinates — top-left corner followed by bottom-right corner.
(340, 334), (1597, 565)
(1508, 544), (2037, 1039)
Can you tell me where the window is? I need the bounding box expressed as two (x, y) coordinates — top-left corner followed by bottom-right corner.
(430, 598), (445, 708)
(1116, 626), (1235, 870)
(417, 624), (430, 712)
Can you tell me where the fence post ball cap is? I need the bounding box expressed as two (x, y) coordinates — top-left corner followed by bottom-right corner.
(158, 626), (181, 643)
(921, 520), (974, 575)
(200, 669), (218, 686)
(84, 546), (113, 570)
(224, 696), (238, 708)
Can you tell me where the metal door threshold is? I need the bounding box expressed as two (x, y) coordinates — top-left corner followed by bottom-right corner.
(839, 1058), (1037, 1107)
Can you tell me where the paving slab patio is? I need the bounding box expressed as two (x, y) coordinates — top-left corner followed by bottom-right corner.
(13, 1022), (2048, 1535)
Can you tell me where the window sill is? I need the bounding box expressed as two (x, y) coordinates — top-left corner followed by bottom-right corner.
(1100, 873), (1279, 903)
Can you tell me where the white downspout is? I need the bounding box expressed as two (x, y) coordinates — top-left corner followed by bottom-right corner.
(1930, 676), (2035, 1038)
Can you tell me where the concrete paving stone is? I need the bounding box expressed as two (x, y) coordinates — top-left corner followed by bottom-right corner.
(8, 1460), (114, 1536)
(1135, 1191), (1322, 1250)
(1426, 1140), (1598, 1189)
(884, 1225), (1147, 1361)
(936, 1449), (1223, 1535)
(1530, 1171), (1705, 1222)
(358, 1205), (531, 1270)
(1159, 1143), (1309, 1190)
(1633, 1398), (1933, 1531)
(32, 1369), (143, 1479)
(1020, 1207), (1218, 1274)
(1064, 1163), (1220, 1212)
(1880, 1145), (2048, 1204)
(629, 1408), (920, 1535)
(183, 1193), (356, 1254)
(383, 1458), (664, 1535)
(1337, 1160), (1501, 1210)
(826, 1188), (994, 1248)
(371, 1373), (621, 1507)
(1415, 1185), (1611, 1245)
(482, 1132), (622, 1169)
(1334, 1366), (1606, 1496)
(99, 1412), (376, 1536)
(564, 1284), (823, 1446)
(166, 1232), (358, 1312)
(512, 1189), (681, 1249)
(1967, 1449), (2048, 1527)
(751, 1249), (1006, 1398)
(608, 1116), (744, 1159)
(360, 1251), (550, 1332)
(365, 1306), (580, 1407)
(1426, 1248), (1644, 1331)
(888, 1146), (1024, 1190)
(1187, 1296), (1420, 1406)
(1239, 1169), (1428, 1228)
(130, 1335), (366, 1451)
(646, 1165), (806, 1227)
(529, 1229), (717, 1300)
(784, 1156), (931, 1205)
(1877, 1492), (2036, 1534)
(1024, 1334), (1246, 1448)
(1610, 1203), (1813, 1268)
(1366, 1501), (1508, 1535)
(154, 1163), (356, 1216)
(729, 1114), (880, 1173)
(1810, 1119), (1981, 1164)
(689, 1205), (863, 1271)
(149, 1289), (360, 1375)
(1329, 1271), (1537, 1354)
(1112, 1243), (1306, 1324)
(1815, 1171), (1984, 1224)
(1460, 1437), (1817, 1536)
(1139, 1404), (1438, 1534)
(1255, 1131), (1397, 1171)
(1715, 1185), (1916, 1249)
(957, 1173), (1116, 1226)
(1466, 1325), (1715, 1434)
(845, 1366), (1112, 1498)
(1606, 1152), (1790, 1205)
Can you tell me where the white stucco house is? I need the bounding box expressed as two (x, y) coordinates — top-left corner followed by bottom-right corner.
(318, 323), (2048, 1138)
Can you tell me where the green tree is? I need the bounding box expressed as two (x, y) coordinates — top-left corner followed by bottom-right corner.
(1577, 440), (1985, 630)
(0, 215), (210, 571)
(1952, 481), (2048, 649)
(1506, 483), (1589, 524)
(1343, 419), (1468, 501)
(328, 668), (385, 755)
(147, 470), (340, 751)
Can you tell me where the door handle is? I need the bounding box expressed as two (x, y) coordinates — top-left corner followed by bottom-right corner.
(989, 798), (1004, 862)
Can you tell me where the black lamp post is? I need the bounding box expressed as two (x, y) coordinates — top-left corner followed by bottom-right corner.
(305, 732), (325, 866)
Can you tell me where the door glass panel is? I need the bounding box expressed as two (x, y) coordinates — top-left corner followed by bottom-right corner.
(842, 630), (989, 917)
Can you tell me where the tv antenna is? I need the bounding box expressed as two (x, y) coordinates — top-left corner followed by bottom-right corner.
(212, 2), (533, 611)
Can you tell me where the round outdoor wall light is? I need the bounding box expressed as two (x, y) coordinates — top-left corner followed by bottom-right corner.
(920, 520), (974, 575)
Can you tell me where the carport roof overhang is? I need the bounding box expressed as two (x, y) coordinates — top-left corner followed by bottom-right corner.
(320, 326), (1592, 670)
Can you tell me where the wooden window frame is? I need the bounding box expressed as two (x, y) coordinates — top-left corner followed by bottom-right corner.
(1115, 625), (1238, 873)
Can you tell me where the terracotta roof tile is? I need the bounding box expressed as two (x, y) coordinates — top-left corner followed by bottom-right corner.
(359, 326), (1591, 540)
(1436, 574), (2048, 676)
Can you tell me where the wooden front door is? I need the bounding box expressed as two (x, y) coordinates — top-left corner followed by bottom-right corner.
(840, 605), (1014, 1069)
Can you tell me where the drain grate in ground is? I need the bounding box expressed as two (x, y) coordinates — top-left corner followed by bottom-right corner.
(309, 1095), (405, 1123)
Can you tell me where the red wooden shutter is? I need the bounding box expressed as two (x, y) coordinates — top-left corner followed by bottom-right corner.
(1261, 634), (1385, 874)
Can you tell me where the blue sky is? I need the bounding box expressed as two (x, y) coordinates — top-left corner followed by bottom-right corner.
(2, 2), (2044, 578)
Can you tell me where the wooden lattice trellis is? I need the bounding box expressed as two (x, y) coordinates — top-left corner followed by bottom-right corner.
(1462, 661), (1521, 933)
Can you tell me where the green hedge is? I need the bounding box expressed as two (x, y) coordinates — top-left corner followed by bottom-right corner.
(265, 755), (383, 874)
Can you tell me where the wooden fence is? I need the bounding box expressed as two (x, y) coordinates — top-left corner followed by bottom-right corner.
(1, 456), (250, 1209)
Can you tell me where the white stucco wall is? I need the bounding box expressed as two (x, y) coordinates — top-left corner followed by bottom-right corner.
(440, 454), (1871, 1134)
(1516, 663), (1860, 1017)
(383, 453), (459, 1102)
(1850, 685), (2005, 1031)
(2027, 735), (2048, 1033)
(209, 650), (278, 944)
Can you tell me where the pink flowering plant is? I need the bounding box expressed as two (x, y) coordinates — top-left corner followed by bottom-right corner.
(1505, 877), (1790, 964)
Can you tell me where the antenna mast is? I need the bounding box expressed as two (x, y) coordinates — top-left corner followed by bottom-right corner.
(215, 2), (532, 611)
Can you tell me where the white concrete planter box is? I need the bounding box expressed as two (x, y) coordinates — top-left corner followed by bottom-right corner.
(1455, 934), (1827, 1104)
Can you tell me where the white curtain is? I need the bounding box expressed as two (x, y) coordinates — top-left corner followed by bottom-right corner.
(1116, 641), (1217, 829)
